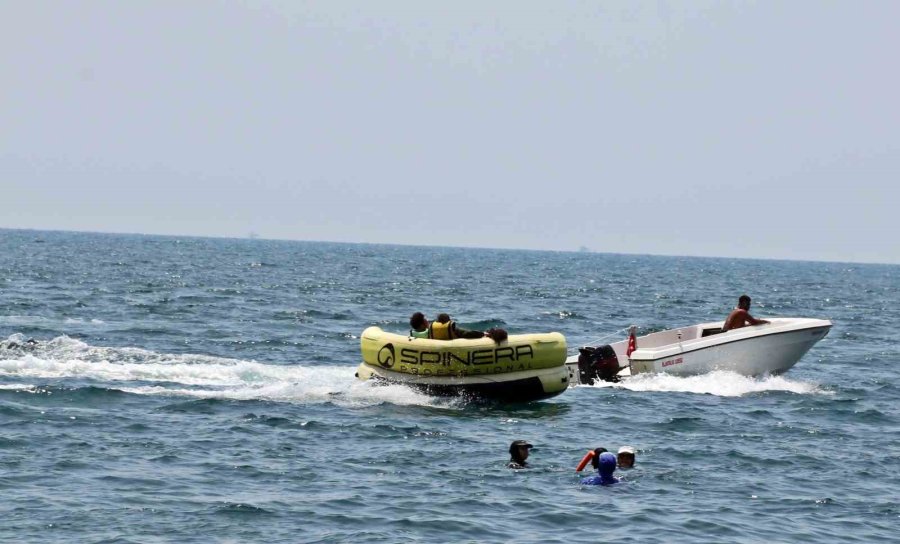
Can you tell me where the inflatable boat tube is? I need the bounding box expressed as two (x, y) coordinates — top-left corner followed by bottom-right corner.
(360, 327), (567, 376)
(357, 327), (569, 402)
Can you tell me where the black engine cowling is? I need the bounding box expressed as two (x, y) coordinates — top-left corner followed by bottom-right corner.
(577, 344), (623, 384)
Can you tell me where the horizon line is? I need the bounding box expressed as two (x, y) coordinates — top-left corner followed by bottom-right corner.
(1, 225), (895, 267)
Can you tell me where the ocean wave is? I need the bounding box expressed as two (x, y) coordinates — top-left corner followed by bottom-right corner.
(583, 370), (832, 397)
(539, 311), (586, 321)
(63, 317), (106, 325)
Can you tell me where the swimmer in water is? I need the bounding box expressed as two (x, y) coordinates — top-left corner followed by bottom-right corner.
(507, 440), (533, 469)
(580, 451), (619, 485)
(617, 446), (636, 469)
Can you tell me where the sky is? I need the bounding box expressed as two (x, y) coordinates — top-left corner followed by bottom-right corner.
(2, 1), (898, 264)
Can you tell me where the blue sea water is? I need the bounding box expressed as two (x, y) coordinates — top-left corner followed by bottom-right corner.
(0, 228), (897, 543)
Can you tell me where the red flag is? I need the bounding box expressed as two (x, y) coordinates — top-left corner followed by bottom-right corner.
(626, 331), (637, 357)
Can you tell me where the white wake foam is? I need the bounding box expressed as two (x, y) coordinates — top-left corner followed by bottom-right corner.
(582, 370), (831, 397)
(0, 335), (453, 408)
(0, 315), (105, 326)
(0, 383), (36, 391)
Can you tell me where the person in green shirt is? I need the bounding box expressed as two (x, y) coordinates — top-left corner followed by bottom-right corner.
(409, 311), (431, 338)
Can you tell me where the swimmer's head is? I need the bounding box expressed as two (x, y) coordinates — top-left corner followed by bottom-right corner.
(509, 440), (533, 463)
(598, 452), (617, 477)
(617, 446), (636, 469)
(590, 447), (608, 470)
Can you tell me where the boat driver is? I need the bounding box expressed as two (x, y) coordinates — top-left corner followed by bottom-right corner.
(722, 295), (770, 332)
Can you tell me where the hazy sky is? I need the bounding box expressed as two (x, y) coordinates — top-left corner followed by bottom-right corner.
(2, 1), (898, 263)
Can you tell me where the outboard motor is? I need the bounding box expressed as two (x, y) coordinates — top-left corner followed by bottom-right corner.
(577, 344), (623, 384)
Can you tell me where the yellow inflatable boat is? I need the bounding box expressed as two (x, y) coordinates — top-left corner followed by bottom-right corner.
(356, 326), (570, 402)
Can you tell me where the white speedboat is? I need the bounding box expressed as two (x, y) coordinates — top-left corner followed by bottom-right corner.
(566, 317), (832, 385)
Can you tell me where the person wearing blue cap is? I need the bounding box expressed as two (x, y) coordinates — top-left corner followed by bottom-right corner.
(581, 450), (620, 485)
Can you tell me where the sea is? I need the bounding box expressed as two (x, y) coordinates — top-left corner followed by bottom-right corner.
(0, 228), (897, 543)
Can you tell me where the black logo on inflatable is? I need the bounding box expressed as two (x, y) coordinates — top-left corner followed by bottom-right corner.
(377, 343), (395, 368)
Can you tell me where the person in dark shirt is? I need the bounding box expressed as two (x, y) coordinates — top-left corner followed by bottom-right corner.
(507, 440), (533, 469)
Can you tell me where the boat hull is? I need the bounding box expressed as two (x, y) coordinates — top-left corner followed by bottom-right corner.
(356, 362), (570, 402)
